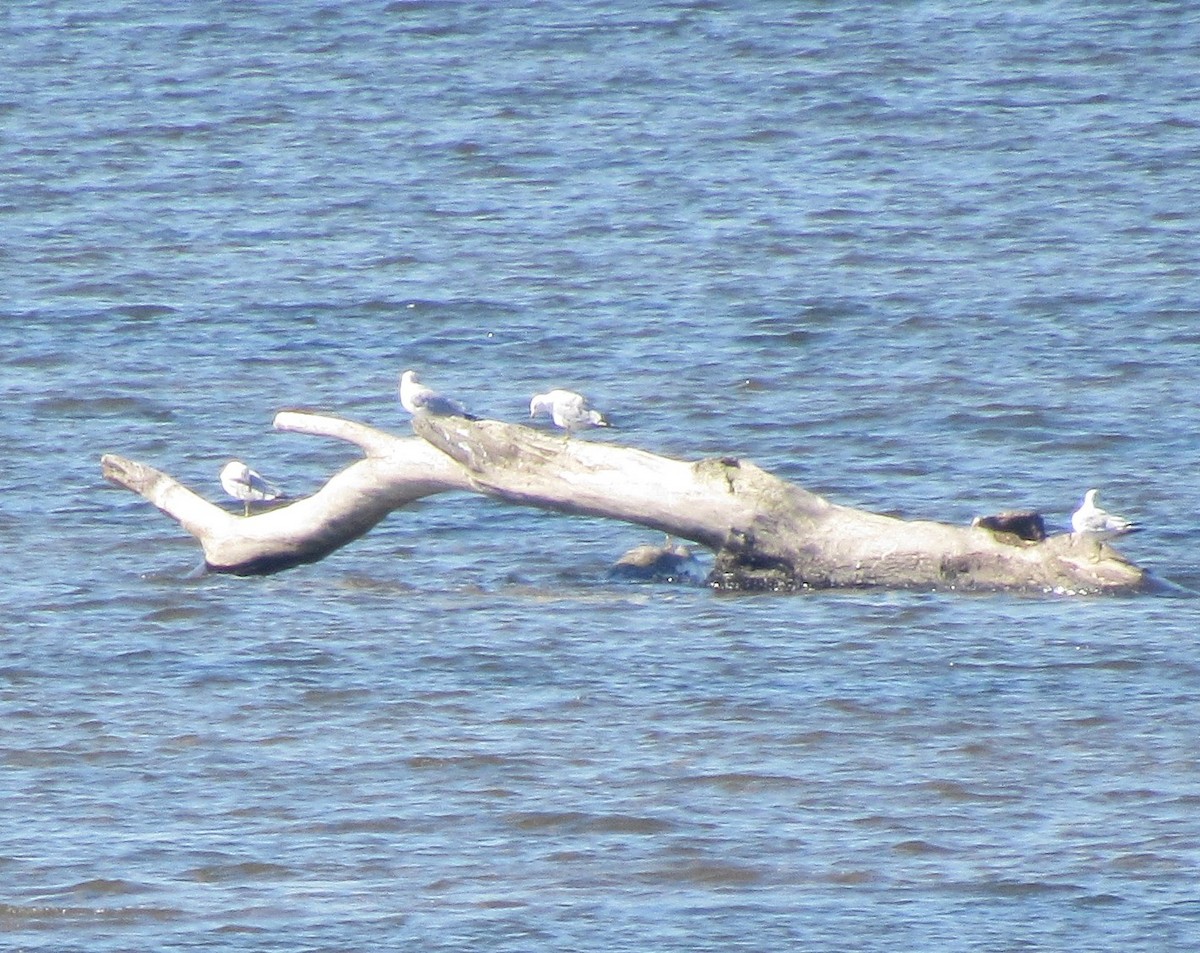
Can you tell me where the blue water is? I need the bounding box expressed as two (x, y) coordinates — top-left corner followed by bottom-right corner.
(3, 2), (1200, 950)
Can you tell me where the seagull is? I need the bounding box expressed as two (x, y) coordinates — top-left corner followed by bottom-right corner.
(1071, 488), (1138, 537)
(220, 461), (283, 516)
(529, 389), (610, 436)
(399, 370), (473, 418)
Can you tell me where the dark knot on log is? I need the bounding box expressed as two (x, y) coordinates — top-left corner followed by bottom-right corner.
(971, 511), (1047, 543)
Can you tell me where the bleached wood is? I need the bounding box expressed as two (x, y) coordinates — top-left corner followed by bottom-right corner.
(102, 414), (471, 574)
(100, 409), (1149, 593)
(409, 415), (757, 549)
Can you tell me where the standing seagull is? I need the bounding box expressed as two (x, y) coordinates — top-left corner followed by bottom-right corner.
(529, 389), (610, 436)
(399, 370), (473, 418)
(1071, 488), (1138, 537)
(220, 461), (283, 516)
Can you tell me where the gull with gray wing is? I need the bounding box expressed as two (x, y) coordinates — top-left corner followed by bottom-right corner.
(220, 461), (283, 516)
(1071, 488), (1137, 538)
(529, 388), (610, 436)
(399, 370), (473, 418)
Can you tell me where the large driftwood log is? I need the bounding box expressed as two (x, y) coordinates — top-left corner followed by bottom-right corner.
(100, 409), (1149, 593)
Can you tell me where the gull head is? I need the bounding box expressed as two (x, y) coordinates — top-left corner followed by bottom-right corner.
(220, 461), (251, 486)
(399, 370), (427, 414)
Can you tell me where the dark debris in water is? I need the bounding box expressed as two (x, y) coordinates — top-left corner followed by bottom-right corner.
(608, 539), (708, 585)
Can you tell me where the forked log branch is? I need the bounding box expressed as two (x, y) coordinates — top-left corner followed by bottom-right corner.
(102, 413), (470, 574)
(100, 409), (1149, 593)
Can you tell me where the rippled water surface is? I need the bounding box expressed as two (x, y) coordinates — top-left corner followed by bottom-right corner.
(3, 2), (1200, 950)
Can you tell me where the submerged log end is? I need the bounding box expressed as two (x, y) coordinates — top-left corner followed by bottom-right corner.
(709, 523), (1149, 595)
(1043, 532), (1150, 593)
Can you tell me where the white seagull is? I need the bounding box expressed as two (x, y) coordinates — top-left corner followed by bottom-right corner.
(220, 461), (283, 516)
(529, 389), (610, 436)
(399, 370), (472, 418)
(1071, 488), (1137, 537)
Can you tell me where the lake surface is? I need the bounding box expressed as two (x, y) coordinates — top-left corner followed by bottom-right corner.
(3, 2), (1200, 950)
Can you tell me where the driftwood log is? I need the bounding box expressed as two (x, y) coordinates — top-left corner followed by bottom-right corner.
(100, 409), (1149, 594)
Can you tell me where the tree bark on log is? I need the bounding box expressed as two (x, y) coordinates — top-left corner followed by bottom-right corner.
(99, 409), (1149, 594)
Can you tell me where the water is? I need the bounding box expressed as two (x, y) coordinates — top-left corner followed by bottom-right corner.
(3, 1), (1200, 949)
